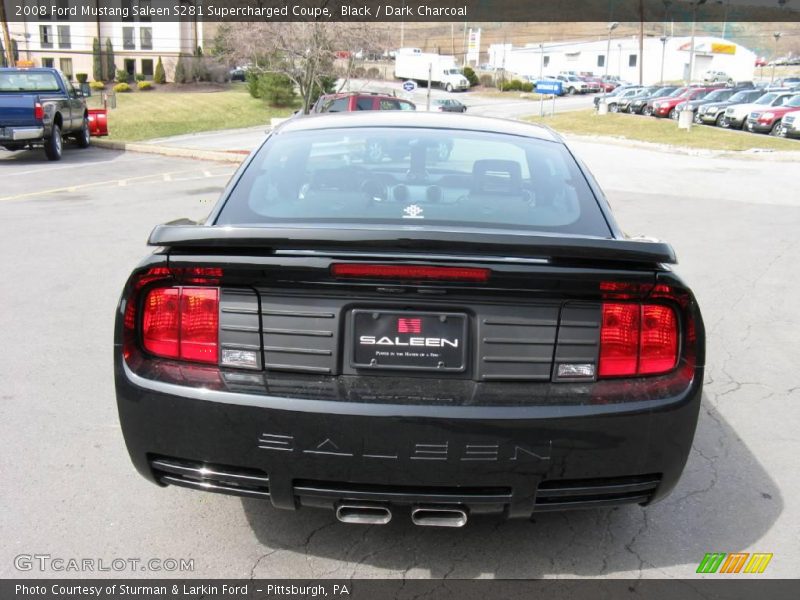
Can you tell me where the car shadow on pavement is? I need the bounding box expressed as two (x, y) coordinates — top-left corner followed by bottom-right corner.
(240, 393), (781, 578)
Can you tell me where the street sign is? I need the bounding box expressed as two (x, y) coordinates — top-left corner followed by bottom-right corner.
(402, 80), (417, 93)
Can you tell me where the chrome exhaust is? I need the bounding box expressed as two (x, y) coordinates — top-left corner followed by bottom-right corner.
(335, 503), (392, 525)
(411, 506), (468, 528)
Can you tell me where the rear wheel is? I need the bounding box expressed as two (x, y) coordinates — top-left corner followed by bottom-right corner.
(76, 117), (90, 148)
(44, 124), (63, 161)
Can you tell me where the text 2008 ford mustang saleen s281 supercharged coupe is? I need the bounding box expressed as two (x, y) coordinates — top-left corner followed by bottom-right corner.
(115, 112), (704, 527)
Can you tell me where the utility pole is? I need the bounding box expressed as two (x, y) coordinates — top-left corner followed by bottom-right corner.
(660, 36), (668, 84)
(604, 22), (619, 101)
(1, 0), (16, 67)
(771, 32), (781, 83)
(638, 0), (644, 85)
(426, 63), (432, 111)
(688, 0), (707, 84)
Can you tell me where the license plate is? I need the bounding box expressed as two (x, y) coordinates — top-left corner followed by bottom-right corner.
(352, 310), (467, 372)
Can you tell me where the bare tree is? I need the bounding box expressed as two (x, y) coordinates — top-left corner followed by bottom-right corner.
(215, 21), (382, 113)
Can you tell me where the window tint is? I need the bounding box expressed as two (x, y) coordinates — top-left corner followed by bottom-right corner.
(0, 71), (60, 92)
(356, 97), (374, 110)
(324, 97), (349, 112)
(216, 127), (610, 237)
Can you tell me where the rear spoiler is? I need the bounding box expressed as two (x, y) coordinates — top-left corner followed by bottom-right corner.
(148, 223), (676, 265)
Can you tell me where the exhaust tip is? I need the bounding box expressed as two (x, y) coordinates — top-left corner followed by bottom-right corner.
(335, 503), (392, 525)
(411, 506), (468, 528)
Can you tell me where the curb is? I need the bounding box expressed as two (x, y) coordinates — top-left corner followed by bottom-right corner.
(92, 139), (247, 163)
(560, 132), (800, 162)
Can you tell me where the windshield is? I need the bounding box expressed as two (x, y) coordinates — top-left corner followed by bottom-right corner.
(0, 71), (61, 93)
(669, 87), (688, 97)
(216, 127), (610, 236)
(755, 93), (780, 105)
(729, 90), (758, 103)
(445, 69), (461, 75)
(703, 90), (731, 102)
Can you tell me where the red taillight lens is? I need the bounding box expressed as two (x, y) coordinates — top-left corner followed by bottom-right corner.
(179, 288), (219, 363)
(34, 102), (44, 121)
(639, 304), (678, 374)
(598, 303), (678, 378)
(142, 288), (180, 359)
(331, 263), (490, 282)
(599, 303), (640, 377)
(142, 287), (219, 364)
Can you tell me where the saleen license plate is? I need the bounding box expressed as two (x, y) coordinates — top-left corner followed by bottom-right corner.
(352, 310), (467, 372)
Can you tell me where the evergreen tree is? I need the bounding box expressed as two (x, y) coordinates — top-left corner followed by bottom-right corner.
(154, 56), (166, 84)
(92, 38), (102, 82)
(104, 39), (115, 82)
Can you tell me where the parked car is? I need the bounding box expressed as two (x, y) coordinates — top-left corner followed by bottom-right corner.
(593, 84), (641, 108)
(695, 89), (765, 126)
(229, 67), (247, 82)
(652, 88), (713, 119)
(779, 111), (800, 138)
(674, 88), (738, 122)
(627, 87), (678, 114)
(312, 92), (416, 113)
(745, 93), (800, 135)
(722, 91), (796, 129)
(702, 70), (732, 84)
(114, 111), (706, 526)
(556, 75), (591, 95)
(431, 98), (467, 113)
(755, 57), (768, 67)
(606, 87), (650, 112)
(775, 77), (800, 88)
(579, 76), (602, 93)
(642, 87), (689, 116)
(614, 86), (658, 113)
(0, 67), (92, 161)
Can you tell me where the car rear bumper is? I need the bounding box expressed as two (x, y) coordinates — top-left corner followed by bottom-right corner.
(115, 352), (704, 519)
(0, 126), (44, 142)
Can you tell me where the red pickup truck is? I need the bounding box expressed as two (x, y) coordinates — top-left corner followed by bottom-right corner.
(745, 94), (800, 134)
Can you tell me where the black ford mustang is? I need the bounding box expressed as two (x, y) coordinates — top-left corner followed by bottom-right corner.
(115, 112), (705, 527)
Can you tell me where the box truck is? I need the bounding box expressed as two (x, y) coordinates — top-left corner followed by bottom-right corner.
(394, 48), (470, 92)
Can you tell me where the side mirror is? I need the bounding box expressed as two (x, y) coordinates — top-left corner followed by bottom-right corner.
(74, 90), (84, 98)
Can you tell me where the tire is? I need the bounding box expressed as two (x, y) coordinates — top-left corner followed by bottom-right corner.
(668, 108), (677, 120)
(715, 113), (725, 127)
(769, 120), (782, 136)
(76, 117), (90, 149)
(445, 83), (453, 93)
(609, 103), (619, 113)
(44, 123), (63, 161)
(568, 87), (576, 95)
(694, 113), (703, 124)
(642, 106), (653, 117)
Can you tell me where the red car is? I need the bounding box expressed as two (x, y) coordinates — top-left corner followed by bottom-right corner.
(745, 94), (800, 134)
(312, 92), (416, 113)
(651, 87), (713, 119)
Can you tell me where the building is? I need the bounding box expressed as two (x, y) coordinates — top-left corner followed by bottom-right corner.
(4, 0), (203, 81)
(488, 36), (756, 84)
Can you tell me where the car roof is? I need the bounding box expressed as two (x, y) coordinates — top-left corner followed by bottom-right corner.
(276, 111), (562, 143)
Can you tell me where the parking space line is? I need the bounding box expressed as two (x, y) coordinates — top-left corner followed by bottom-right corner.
(0, 168), (232, 202)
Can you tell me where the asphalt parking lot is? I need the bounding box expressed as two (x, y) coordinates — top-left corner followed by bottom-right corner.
(1, 141), (798, 579)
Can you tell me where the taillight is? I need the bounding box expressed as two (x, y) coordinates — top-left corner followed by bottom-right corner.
(598, 303), (678, 378)
(331, 263), (490, 282)
(34, 102), (44, 121)
(142, 287), (219, 364)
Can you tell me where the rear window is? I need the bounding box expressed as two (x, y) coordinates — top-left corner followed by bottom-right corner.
(216, 127), (610, 236)
(0, 71), (60, 93)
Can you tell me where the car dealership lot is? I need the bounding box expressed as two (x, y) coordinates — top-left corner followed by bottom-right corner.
(1, 143), (798, 579)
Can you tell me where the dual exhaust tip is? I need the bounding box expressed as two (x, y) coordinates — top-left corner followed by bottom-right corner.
(335, 503), (467, 528)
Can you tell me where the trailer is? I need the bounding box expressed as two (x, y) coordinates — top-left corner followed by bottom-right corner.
(394, 48), (470, 93)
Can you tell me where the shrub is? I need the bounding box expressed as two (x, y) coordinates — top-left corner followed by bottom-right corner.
(113, 83), (131, 93)
(478, 74), (495, 88)
(246, 70), (261, 98)
(76, 73), (88, 84)
(462, 66), (479, 87)
(173, 56), (189, 84)
(89, 81), (105, 90)
(256, 73), (297, 107)
(115, 69), (129, 84)
(520, 81), (534, 93)
(137, 81), (153, 91)
(92, 38), (102, 81)
(104, 39), (115, 82)
(154, 57), (166, 84)
(190, 57), (209, 82)
(501, 79), (525, 92)
(134, 72), (146, 82)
